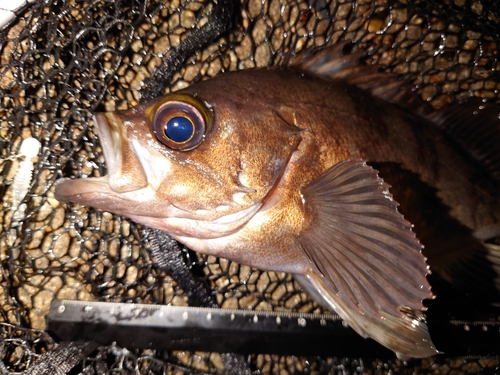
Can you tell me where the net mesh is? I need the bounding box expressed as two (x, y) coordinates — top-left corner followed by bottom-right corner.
(1, 0), (500, 373)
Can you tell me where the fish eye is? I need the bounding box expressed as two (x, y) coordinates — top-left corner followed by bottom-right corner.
(149, 94), (213, 151)
(164, 116), (194, 143)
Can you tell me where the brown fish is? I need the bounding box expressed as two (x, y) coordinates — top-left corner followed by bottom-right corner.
(54, 45), (500, 358)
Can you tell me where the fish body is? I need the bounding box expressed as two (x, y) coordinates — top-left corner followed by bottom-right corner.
(55, 58), (500, 358)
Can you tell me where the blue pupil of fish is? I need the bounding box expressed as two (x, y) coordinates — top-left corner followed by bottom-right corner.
(164, 116), (194, 143)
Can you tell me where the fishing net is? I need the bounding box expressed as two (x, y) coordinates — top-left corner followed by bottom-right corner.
(1, 0), (500, 373)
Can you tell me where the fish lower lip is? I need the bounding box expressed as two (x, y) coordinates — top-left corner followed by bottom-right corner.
(54, 176), (111, 203)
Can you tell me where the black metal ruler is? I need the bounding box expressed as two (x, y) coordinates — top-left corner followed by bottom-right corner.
(47, 299), (500, 357)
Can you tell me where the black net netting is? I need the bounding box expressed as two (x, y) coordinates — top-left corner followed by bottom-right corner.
(1, 0), (500, 373)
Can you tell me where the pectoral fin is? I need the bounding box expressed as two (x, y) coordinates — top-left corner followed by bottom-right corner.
(295, 160), (438, 358)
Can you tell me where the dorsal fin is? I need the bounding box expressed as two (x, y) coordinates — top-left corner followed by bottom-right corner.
(290, 42), (500, 181)
(287, 41), (417, 110)
(427, 99), (500, 181)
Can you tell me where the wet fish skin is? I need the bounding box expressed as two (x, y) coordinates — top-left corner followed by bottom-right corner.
(55, 66), (500, 358)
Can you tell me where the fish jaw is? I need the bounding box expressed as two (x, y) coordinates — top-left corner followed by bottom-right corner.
(124, 201), (264, 240)
(55, 169), (262, 239)
(54, 177), (163, 229)
(54, 110), (161, 215)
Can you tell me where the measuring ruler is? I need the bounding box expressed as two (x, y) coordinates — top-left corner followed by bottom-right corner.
(47, 299), (500, 357)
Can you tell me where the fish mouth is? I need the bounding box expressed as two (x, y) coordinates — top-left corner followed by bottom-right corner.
(54, 175), (117, 206)
(54, 112), (143, 205)
(54, 114), (113, 201)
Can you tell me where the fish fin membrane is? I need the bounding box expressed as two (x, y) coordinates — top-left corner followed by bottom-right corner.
(296, 159), (437, 358)
(439, 241), (500, 304)
(480, 243), (500, 292)
(289, 41), (427, 116)
(427, 99), (500, 181)
(292, 42), (500, 181)
(294, 273), (439, 358)
(425, 239), (500, 310)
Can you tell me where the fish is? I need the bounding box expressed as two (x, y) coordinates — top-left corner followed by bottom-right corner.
(54, 43), (500, 358)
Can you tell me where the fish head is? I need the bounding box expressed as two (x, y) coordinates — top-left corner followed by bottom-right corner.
(55, 76), (302, 241)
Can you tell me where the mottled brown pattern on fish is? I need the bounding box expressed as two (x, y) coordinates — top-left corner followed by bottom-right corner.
(62, 67), (500, 266)
(182, 68), (500, 231)
(175, 69), (500, 300)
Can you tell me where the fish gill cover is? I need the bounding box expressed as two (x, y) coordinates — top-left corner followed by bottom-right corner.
(0, 0), (500, 373)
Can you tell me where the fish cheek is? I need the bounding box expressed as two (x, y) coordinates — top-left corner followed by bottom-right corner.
(147, 121), (248, 213)
(153, 156), (240, 214)
(155, 166), (208, 211)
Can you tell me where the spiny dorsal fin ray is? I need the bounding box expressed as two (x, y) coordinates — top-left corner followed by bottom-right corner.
(288, 41), (410, 106)
(428, 99), (500, 180)
(295, 160), (437, 358)
(291, 42), (500, 181)
(485, 243), (500, 290)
